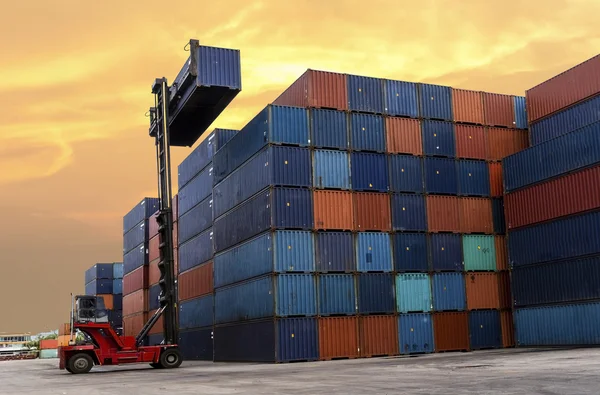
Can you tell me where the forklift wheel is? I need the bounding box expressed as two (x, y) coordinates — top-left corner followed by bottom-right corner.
(150, 363), (163, 369)
(68, 353), (94, 374)
(159, 348), (182, 369)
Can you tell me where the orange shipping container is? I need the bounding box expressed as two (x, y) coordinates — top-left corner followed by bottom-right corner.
(318, 317), (359, 360)
(465, 272), (501, 310)
(500, 310), (515, 348)
(39, 339), (58, 350)
(123, 312), (147, 337)
(359, 315), (399, 357)
(483, 93), (515, 128)
(426, 195), (460, 233)
(123, 265), (148, 296)
(148, 309), (164, 335)
(353, 192), (391, 231)
(148, 258), (160, 286)
(452, 89), (484, 125)
(494, 236), (509, 271)
(149, 234), (160, 263)
(57, 335), (71, 347)
(488, 162), (503, 197)
(433, 312), (470, 352)
(97, 294), (114, 310)
(123, 289), (148, 316)
(487, 128), (528, 161)
(148, 210), (159, 239)
(386, 117), (422, 155)
(313, 190), (354, 230)
(178, 261), (214, 302)
(58, 323), (70, 336)
(459, 197), (493, 234)
(273, 69), (348, 111)
(455, 125), (487, 160)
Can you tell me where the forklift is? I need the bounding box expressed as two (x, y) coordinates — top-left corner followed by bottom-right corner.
(58, 39), (241, 374)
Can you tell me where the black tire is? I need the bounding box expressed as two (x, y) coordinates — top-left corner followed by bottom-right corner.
(159, 348), (182, 369)
(150, 363), (163, 369)
(65, 366), (73, 373)
(67, 353), (94, 374)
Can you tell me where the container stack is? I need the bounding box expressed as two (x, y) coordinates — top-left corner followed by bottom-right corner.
(38, 339), (58, 359)
(84, 262), (123, 331)
(504, 55), (600, 346)
(176, 129), (237, 360)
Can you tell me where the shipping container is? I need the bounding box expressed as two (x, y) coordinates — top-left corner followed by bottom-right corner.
(483, 93), (515, 128)
(424, 157), (458, 195)
(148, 284), (161, 311)
(347, 74), (384, 114)
(178, 196), (213, 245)
(173, 194), (179, 221)
(385, 117), (422, 155)
(213, 187), (313, 253)
(487, 127), (528, 161)
(421, 120), (456, 158)
(123, 243), (148, 275)
(393, 233), (428, 272)
(501, 310), (515, 347)
(315, 232), (355, 272)
(460, 197), (493, 234)
(492, 198), (506, 234)
(113, 278), (123, 295)
(513, 96), (527, 130)
(178, 262), (214, 302)
(469, 310), (502, 350)
(503, 122), (600, 193)
(457, 160), (490, 197)
(213, 105), (309, 184)
(123, 197), (160, 234)
(398, 313), (434, 354)
(214, 274), (316, 324)
(147, 333), (164, 345)
(123, 289), (148, 315)
(123, 313), (146, 337)
(178, 128), (238, 189)
(313, 149), (351, 190)
(318, 274), (357, 316)
(353, 192), (391, 231)
(273, 69), (348, 111)
(465, 273), (501, 310)
(463, 235), (497, 271)
(433, 312), (470, 351)
(489, 162), (503, 197)
(177, 165), (213, 217)
(108, 310), (123, 327)
(418, 83), (453, 121)
(85, 279), (113, 295)
(148, 310), (164, 336)
(430, 234), (463, 271)
(351, 152), (389, 192)
(213, 145), (311, 219)
(396, 274), (432, 313)
(39, 349), (58, 359)
(525, 55), (600, 124)
(452, 89), (484, 125)
(214, 318), (319, 362)
(213, 230), (315, 288)
(359, 315), (399, 357)
(178, 228), (213, 273)
(318, 316), (359, 360)
(455, 125), (487, 160)
(122, 265), (148, 296)
(499, 272), (512, 310)
(113, 263), (123, 279)
(148, 234), (159, 263)
(495, 236), (509, 271)
(356, 233), (392, 272)
(123, 221), (148, 256)
(384, 80), (418, 118)
(97, 294), (114, 310)
(85, 263), (114, 284)
(431, 273), (466, 311)
(310, 108), (349, 150)
(314, 190), (353, 230)
(426, 195), (461, 233)
(179, 327), (214, 361)
(508, 210), (600, 267)
(40, 339), (58, 350)
(515, 302), (600, 346)
(179, 294), (214, 329)
(388, 155), (423, 194)
(350, 113), (385, 152)
(357, 273), (395, 314)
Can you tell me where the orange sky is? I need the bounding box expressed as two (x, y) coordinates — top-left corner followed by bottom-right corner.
(2, 0), (599, 333)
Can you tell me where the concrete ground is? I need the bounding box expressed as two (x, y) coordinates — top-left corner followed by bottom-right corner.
(1, 348), (599, 394)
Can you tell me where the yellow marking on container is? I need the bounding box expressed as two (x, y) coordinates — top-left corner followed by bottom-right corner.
(406, 247), (410, 251)
(288, 245), (292, 250)
(436, 171), (440, 175)
(284, 160), (288, 165)
(402, 207), (406, 211)
(287, 202), (290, 206)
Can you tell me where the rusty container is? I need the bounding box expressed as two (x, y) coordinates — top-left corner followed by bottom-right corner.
(494, 236), (508, 271)
(426, 195), (460, 233)
(174, 247), (179, 275)
(172, 194), (179, 221)
(58, 323), (70, 336)
(452, 89), (484, 125)
(455, 125), (487, 160)
(483, 93), (515, 128)
(273, 69), (348, 111)
(314, 190), (354, 231)
(487, 128), (528, 161)
(465, 273), (501, 310)
(488, 162), (503, 197)
(500, 310), (515, 347)
(123, 265), (148, 296)
(318, 316), (359, 360)
(353, 192), (391, 231)
(498, 271), (512, 310)
(123, 289), (148, 316)
(359, 315), (399, 357)
(386, 117), (422, 155)
(459, 197), (493, 234)
(148, 309), (164, 335)
(148, 258), (160, 286)
(433, 312), (470, 352)
(148, 210), (159, 239)
(148, 234), (160, 263)
(173, 220), (179, 248)
(123, 312), (147, 337)
(98, 294), (114, 310)
(178, 261), (214, 302)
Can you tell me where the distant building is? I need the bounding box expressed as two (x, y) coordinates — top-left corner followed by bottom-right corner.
(0, 333), (33, 356)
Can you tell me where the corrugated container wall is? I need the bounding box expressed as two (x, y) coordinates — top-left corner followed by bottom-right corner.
(273, 69), (348, 111)
(315, 232), (355, 272)
(177, 165), (213, 216)
(398, 313), (435, 354)
(355, 233), (393, 272)
(393, 233), (428, 272)
(310, 109), (349, 150)
(391, 194), (427, 232)
(314, 190), (353, 231)
(460, 197), (493, 234)
(353, 192), (391, 232)
(395, 274), (432, 313)
(388, 155), (424, 193)
(432, 273), (466, 311)
(465, 273), (501, 310)
(457, 160), (490, 197)
(424, 158), (458, 195)
(426, 195), (460, 233)
(318, 274), (356, 315)
(487, 128), (528, 162)
(178, 262), (214, 301)
(433, 312), (470, 352)
(469, 310), (502, 350)
(359, 315), (399, 357)
(513, 96), (527, 129)
(483, 93), (515, 128)
(430, 234), (463, 271)
(350, 113), (385, 152)
(386, 118), (422, 155)
(384, 80), (419, 118)
(452, 89), (484, 125)
(357, 273), (395, 314)
(179, 328), (214, 361)
(418, 83), (453, 121)
(455, 125), (487, 160)
(179, 295), (214, 329)
(347, 75), (384, 114)
(351, 152), (389, 192)
(178, 196), (213, 245)
(318, 317), (359, 360)
(123, 198), (160, 234)
(421, 120), (455, 158)
(178, 228), (213, 273)
(313, 150), (350, 190)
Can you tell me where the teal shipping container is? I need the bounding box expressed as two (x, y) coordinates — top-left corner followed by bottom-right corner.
(395, 274), (432, 313)
(39, 349), (58, 359)
(462, 235), (497, 271)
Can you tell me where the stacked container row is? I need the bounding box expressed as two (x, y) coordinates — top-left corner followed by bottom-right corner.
(84, 262), (123, 332)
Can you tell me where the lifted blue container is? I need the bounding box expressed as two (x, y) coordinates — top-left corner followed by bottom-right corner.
(318, 274), (357, 315)
(350, 113), (385, 152)
(123, 197), (160, 234)
(418, 83), (453, 121)
(469, 310), (502, 350)
(178, 196), (213, 245)
(179, 327), (214, 361)
(313, 149), (351, 190)
(393, 233), (428, 272)
(356, 232), (393, 272)
(357, 273), (395, 314)
(384, 80), (419, 118)
(424, 157), (458, 195)
(457, 160), (490, 197)
(388, 155), (424, 193)
(347, 75), (384, 114)
(431, 272), (466, 311)
(421, 120), (456, 158)
(178, 228), (213, 273)
(398, 313), (435, 354)
(430, 234), (463, 271)
(315, 232), (355, 272)
(513, 96), (527, 130)
(351, 152), (389, 192)
(177, 164), (213, 217)
(391, 194), (427, 232)
(179, 294), (214, 329)
(310, 108), (349, 150)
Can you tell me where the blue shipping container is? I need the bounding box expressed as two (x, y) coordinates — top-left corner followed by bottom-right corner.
(148, 284), (161, 311)
(513, 96), (527, 130)
(351, 152), (389, 192)
(357, 273), (395, 314)
(123, 197), (160, 235)
(515, 302), (600, 346)
(214, 274), (317, 324)
(213, 187), (313, 253)
(85, 279), (113, 296)
(112, 279), (123, 295)
(179, 294), (214, 329)
(457, 160), (490, 197)
(310, 108), (349, 150)
(508, 210), (600, 268)
(398, 313), (435, 354)
(313, 150), (351, 190)
(318, 274), (356, 315)
(179, 327), (214, 361)
(503, 121), (600, 192)
(347, 74), (384, 114)
(112, 263), (123, 279)
(113, 295), (123, 311)
(213, 230), (315, 288)
(418, 83), (453, 121)
(315, 232), (355, 272)
(213, 145), (311, 219)
(469, 310), (502, 350)
(177, 165), (213, 217)
(384, 80), (419, 118)
(350, 113), (385, 152)
(212, 105), (310, 185)
(391, 194), (427, 232)
(430, 234), (463, 271)
(388, 155), (424, 193)
(492, 198), (506, 234)
(421, 120), (456, 158)
(393, 233), (428, 272)
(122, 220), (148, 255)
(178, 228), (213, 273)
(356, 232), (393, 272)
(431, 273), (466, 311)
(424, 157), (458, 195)
(85, 263), (114, 284)
(123, 244), (148, 275)
(178, 196), (213, 245)
(396, 274), (432, 313)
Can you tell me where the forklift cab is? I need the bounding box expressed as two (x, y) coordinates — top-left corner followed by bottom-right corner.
(74, 295), (109, 324)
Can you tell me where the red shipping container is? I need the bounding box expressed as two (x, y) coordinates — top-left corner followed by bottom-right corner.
(459, 197), (493, 234)
(426, 195), (460, 233)
(123, 266), (148, 296)
(318, 317), (359, 360)
(148, 234), (160, 262)
(148, 309), (164, 335)
(353, 192), (391, 231)
(273, 69), (348, 111)
(148, 258), (160, 286)
(526, 55), (600, 123)
(39, 339), (58, 350)
(97, 294), (114, 310)
(487, 128), (528, 161)
(123, 312), (147, 337)
(465, 273), (501, 310)
(313, 190), (354, 230)
(148, 210), (159, 239)
(498, 271), (512, 310)
(386, 117), (422, 155)
(452, 89), (484, 125)
(178, 261), (214, 302)
(359, 316), (399, 357)
(504, 165), (600, 229)
(489, 162), (503, 197)
(494, 236), (509, 271)
(455, 124), (487, 160)
(483, 93), (515, 128)
(123, 289), (148, 316)
(174, 247), (179, 276)
(433, 312), (470, 352)
(173, 221), (178, 248)
(500, 310), (515, 348)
